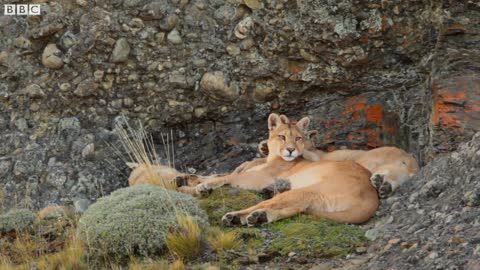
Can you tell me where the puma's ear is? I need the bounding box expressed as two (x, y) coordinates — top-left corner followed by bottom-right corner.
(279, 114), (290, 125)
(307, 130), (318, 140)
(268, 113), (281, 130)
(258, 140), (269, 156)
(296, 116), (310, 132)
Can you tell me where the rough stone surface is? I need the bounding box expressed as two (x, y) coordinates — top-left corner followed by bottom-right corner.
(0, 0), (479, 214)
(358, 133), (480, 270)
(41, 43), (64, 69)
(111, 38), (131, 63)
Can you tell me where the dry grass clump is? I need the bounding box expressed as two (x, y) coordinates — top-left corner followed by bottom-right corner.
(166, 214), (203, 261)
(169, 259), (186, 270)
(112, 117), (178, 190)
(0, 207), (84, 270)
(127, 258), (169, 270)
(207, 228), (241, 252)
(36, 235), (87, 270)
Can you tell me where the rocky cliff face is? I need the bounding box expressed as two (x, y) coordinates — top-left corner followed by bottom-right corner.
(0, 0), (479, 210)
(360, 133), (480, 270)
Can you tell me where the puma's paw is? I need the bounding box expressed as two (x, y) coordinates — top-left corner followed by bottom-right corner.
(195, 183), (212, 197)
(259, 143), (269, 156)
(370, 174), (384, 190)
(175, 175), (189, 187)
(222, 212), (242, 226)
(175, 175), (200, 187)
(246, 210), (268, 227)
(379, 181), (393, 198)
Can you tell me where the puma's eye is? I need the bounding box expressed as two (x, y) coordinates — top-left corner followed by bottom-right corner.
(295, 137), (303, 142)
(278, 135), (286, 140)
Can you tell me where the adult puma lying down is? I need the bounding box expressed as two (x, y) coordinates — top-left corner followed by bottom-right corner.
(235, 123), (419, 198)
(177, 113), (379, 226)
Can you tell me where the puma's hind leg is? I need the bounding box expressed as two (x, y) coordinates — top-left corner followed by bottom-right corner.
(222, 188), (313, 227)
(370, 163), (412, 198)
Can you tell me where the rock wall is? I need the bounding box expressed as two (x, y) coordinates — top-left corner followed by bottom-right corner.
(361, 132), (480, 270)
(0, 0), (479, 210)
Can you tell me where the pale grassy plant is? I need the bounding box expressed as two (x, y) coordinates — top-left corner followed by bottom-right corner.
(169, 259), (186, 270)
(166, 214), (202, 261)
(128, 258), (169, 270)
(111, 117), (178, 190)
(36, 235), (88, 270)
(207, 228), (241, 252)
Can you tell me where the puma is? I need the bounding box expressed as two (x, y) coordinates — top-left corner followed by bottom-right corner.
(177, 114), (379, 226)
(241, 129), (419, 198)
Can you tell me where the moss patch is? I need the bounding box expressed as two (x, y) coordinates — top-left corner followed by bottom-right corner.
(268, 215), (367, 257)
(199, 187), (263, 226)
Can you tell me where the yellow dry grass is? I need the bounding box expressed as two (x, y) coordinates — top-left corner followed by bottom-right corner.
(112, 117), (178, 190)
(166, 214), (202, 261)
(169, 259), (185, 270)
(207, 228), (241, 252)
(36, 235), (87, 270)
(128, 258), (169, 270)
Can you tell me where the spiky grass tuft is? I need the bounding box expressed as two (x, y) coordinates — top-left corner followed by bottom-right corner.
(207, 228), (241, 252)
(36, 235), (87, 270)
(128, 258), (169, 270)
(169, 259), (185, 270)
(166, 214), (202, 261)
(112, 117), (178, 190)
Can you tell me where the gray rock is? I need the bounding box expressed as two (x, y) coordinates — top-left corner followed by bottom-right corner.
(42, 44), (63, 69)
(464, 189), (480, 207)
(111, 38), (130, 63)
(167, 29), (183, 45)
(13, 36), (31, 50)
(14, 118), (28, 131)
(24, 84), (46, 99)
(59, 117), (81, 132)
(74, 199), (91, 214)
(200, 71), (239, 101)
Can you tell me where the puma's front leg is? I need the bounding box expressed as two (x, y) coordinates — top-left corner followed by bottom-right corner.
(179, 170), (276, 197)
(178, 175), (233, 197)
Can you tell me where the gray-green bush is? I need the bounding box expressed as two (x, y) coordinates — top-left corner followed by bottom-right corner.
(0, 209), (36, 234)
(77, 185), (208, 262)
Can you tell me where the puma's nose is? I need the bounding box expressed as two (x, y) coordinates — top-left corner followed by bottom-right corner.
(286, 147), (295, 154)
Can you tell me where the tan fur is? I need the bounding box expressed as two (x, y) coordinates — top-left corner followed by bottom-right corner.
(323, 147), (419, 190)
(37, 205), (67, 220)
(179, 114), (379, 225)
(232, 158), (266, 174)
(241, 131), (419, 197)
(127, 162), (190, 186)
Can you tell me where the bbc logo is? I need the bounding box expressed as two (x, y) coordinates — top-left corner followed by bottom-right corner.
(4, 4), (41, 16)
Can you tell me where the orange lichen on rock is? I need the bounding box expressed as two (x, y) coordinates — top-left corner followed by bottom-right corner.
(359, 128), (382, 148)
(287, 62), (303, 74)
(431, 77), (479, 128)
(366, 105), (383, 124)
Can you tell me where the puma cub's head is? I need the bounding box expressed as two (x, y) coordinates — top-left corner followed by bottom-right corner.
(267, 113), (310, 161)
(259, 129), (318, 157)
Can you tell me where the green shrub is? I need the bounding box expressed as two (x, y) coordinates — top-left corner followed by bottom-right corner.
(0, 209), (35, 234)
(77, 185), (208, 263)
